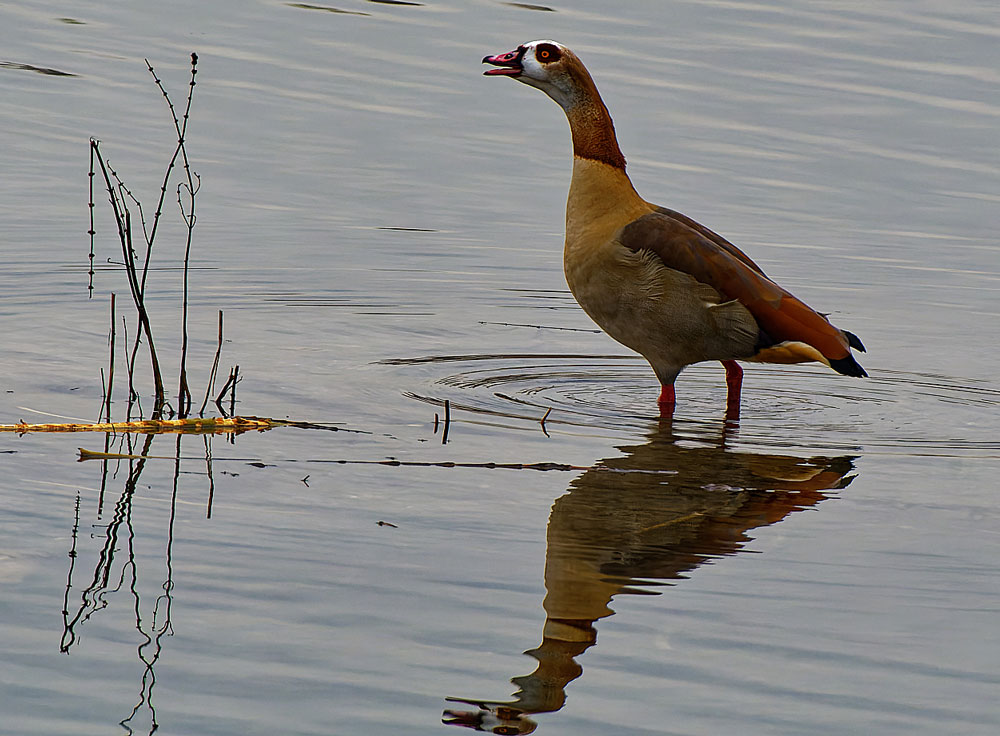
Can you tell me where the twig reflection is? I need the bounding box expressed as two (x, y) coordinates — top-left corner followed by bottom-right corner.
(443, 418), (857, 734)
(61, 433), (202, 735)
(119, 434), (181, 734)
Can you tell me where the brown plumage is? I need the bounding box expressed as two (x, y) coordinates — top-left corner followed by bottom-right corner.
(484, 40), (866, 415)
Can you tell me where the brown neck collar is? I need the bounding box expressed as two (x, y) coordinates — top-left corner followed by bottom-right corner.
(564, 81), (626, 170)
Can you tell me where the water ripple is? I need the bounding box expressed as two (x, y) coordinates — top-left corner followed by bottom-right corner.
(386, 353), (1000, 457)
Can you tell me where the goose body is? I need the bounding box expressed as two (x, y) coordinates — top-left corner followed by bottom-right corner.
(484, 41), (866, 414)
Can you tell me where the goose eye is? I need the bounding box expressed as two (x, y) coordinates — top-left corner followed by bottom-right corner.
(536, 44), (561, 63)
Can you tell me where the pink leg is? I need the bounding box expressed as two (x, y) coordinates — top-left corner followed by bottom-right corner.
(657, 383), (675, 417)
(722, 360), (743, 403)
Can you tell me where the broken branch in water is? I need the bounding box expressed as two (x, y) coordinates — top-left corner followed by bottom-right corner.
(4, 417), (277, 436)
(1, 416), (367, 437)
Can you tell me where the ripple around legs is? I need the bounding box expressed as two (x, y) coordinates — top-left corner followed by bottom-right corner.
(386, 353), (1000, 458)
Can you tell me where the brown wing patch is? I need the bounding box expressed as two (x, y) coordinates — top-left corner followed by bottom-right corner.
(654, 206), (767, 276)
(618, 212), (852, 362)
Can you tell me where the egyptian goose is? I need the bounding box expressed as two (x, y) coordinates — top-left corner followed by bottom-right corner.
(483, 40), (866, 415)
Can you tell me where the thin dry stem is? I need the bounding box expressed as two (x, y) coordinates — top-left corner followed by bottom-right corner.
(199, 310), (224, 417)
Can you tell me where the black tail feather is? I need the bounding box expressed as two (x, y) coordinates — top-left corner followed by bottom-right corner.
(830, 354), (868, 378)
(845, 330), (866, 353)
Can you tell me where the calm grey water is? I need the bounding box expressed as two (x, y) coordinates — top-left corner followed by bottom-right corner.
(1, 1), (998, 734)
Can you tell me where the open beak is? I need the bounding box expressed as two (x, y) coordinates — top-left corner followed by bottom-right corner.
(442, 708), (484, 727)
(483, 47), (524, 76)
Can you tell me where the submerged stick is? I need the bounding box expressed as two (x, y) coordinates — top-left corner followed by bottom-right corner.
(326, 458), (588, 472)
(75, 450), (592, 472)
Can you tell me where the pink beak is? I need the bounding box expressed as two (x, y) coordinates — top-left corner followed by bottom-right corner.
(483, 47), (524, 76)
(442, 708), (484, 727)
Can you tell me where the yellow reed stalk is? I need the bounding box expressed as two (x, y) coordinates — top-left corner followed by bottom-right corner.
(0, 416), (277, 435)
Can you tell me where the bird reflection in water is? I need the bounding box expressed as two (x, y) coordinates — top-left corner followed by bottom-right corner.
(443, 418), (856, 734)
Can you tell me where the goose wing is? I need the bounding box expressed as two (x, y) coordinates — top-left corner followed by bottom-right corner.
(618, 210), (866, 376)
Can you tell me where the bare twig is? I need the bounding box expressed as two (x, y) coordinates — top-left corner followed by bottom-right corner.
(229, 365), (239, 417)
(150, 56), (198, 417)
(87, 144), (96, 297)
(104, 293), (116, 423)
(91, 139), (166, 417)
(441, 399), (451, 445)
(89, 55), (205, 421)
(121, 314), (141, 420)
(168, 54), (200, 419)
(214, 365), (240, 417)
(140, 55), (198, 295)
(199, 310), (224, 417)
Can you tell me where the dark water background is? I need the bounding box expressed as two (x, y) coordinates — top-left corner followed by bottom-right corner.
(1, 1), (998, 734)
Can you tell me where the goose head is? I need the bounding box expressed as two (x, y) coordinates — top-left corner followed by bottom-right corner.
(483, 40), (588, 111)
(483, 40), (626, 169)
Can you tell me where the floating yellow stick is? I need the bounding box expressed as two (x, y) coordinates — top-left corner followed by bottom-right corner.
(0, 416), (278, 435)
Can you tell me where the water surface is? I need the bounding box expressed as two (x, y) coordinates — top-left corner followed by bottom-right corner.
(1, 1), (998, 734)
